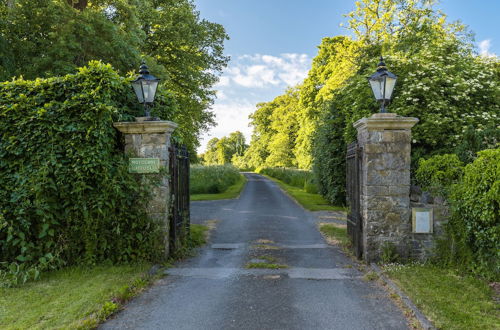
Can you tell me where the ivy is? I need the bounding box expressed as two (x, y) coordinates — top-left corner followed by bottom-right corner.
(0, 62), (169, 279)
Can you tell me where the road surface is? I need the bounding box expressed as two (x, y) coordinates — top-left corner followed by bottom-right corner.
(102, 173), (408, 330)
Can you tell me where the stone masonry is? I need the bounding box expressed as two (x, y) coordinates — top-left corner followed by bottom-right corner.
(353, 113), (418, 262)
(113, 119), (178, 258)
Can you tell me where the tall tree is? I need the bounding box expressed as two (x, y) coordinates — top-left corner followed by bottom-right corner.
(0, 0), (228, 152)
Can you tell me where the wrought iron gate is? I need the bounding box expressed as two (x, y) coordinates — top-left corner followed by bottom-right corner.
(169, 144), (190, 252)
(346, 142), (362, 259)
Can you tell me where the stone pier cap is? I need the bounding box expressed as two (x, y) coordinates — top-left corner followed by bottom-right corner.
(113, 120), (178, 134)
(354, 113), (418, 131)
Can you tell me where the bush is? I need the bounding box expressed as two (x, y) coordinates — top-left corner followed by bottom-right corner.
(190, 165), (241, 194)
(258, 167), (319, 193)
(0, 62), (168, 279)
(446, 148), (500, 279)
(415, 154), (464, 196)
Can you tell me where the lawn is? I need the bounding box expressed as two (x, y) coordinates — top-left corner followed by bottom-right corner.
(0, 263), (152, 329)
(191, 174), (247, 201)
(263, 175), (345, 211)
(0, 224), (210, 329)
(384, 263), (499, 330)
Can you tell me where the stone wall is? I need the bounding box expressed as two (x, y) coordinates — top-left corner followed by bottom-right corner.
(409, 185), (450, 260)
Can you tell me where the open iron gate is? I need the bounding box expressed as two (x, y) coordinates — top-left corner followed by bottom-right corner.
(346, 142), (362, 259)
(169, 144), (190, 252)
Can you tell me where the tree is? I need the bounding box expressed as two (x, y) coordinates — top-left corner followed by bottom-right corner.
(0, 0), (229, 152)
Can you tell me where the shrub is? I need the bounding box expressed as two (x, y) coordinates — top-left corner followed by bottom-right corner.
(190, 165), (241, 194)
(415, 154), (464, 197)
(446, 148), (500, 279)
(0, 62), (168, 279)
(258, 167), (319, 193)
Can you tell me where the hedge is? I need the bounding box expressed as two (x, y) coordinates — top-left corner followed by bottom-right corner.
(0, 62), (174, 284)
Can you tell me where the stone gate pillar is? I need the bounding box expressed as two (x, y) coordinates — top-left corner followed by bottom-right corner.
(353, 113), (418, 262)
(113, 119), (178, 258)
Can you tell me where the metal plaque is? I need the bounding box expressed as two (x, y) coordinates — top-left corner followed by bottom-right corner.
(412, 208), (433, 233)
(129, 158), (160, 173)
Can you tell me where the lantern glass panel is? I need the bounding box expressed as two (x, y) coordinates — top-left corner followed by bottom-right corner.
(143, 80), (159, 103)
(384, 76), (397, 100)
(369, 78), (384, 101)
(132, 80), (145, 103)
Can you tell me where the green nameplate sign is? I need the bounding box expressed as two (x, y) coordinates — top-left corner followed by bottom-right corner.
(129, 158), (160, 173)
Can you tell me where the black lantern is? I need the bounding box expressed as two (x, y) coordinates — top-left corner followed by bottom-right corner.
(131, 61), (160, 117)
(368, 56), (397, 113)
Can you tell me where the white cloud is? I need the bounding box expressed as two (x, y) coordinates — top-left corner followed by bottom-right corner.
(222, 53), (311, 88)
(199, 53), (312, 153)
(479, 39), (496, 57)
(199, 100), (256, 152)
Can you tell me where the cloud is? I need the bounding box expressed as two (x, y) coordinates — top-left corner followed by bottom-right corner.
(222, 53), (311, 88)
(479, 39), (495, 57)
(199, 100), (256, 152)
(199, 53), (312, 153)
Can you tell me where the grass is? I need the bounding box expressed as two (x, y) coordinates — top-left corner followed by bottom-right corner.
(190, 164), (241, 194)
(318, 223), (350, 247)
(0, 224), (210, 329)
(0, 263), (152, 329)
(263, 175), (345, 211)
(384, 263), (499, 330)
(191, 174), (247, 201)
(245, 262), (288, 269)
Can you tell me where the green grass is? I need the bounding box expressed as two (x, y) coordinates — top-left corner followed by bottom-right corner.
(191, 174), (247, 201)
(245, 262), (288, 269)
(264, 175), (345, 211)
(0, 225), (211, 329)
(0, 263), (152, 329)
(384, 263), (499, 330)
(318, 223), (350, 247)
(190, 164), (241, 194)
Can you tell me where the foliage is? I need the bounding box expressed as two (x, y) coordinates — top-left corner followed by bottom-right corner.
(258, 167), (318, 193)
(454, 126), (500, 164)
(445, 148), (500, 280)
(384, 263), (499, 329)
(0, 0), (229, 152)
(380, 242), (400, 263)
(189, 164), (241, 194)
(0, 62), (166, 277)
(415, 154), (464, 197)
(242, 0), (500, 206)
(201, 131), (248, 165)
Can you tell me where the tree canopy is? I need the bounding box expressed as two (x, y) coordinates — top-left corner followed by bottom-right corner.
(238, 0), (500, 205)
(0, 0), (229, 152)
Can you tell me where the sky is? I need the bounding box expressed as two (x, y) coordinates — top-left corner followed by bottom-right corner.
(194, 0), (500, 153)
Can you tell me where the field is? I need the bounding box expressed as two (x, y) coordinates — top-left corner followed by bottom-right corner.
(190, 164), (241, 194)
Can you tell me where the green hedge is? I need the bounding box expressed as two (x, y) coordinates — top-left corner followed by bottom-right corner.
(0, 62), (171, 281)
(190, 165), (241, 194)
(415, 154), (464, 197)
(447, 148), (500, 279)
(259, 167), (318, 194)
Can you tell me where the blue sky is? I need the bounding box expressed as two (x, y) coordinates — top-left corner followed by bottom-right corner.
(194, 0), (500, 152)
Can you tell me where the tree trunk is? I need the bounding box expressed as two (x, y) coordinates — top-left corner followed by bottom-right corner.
(67, 0), (88, 10)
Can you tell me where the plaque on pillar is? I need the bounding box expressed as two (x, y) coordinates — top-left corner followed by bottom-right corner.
(412, 208), (433, 233)
(129, 158), (160, 173)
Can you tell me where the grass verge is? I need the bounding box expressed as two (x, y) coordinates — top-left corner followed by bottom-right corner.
(383, 263), (499, 330)
(263, 175), (345, 211)
(318, 223), (350, 248)
(0, 224), (210, 330)
(0, 263), (153, 329)
(191, 174), (247, 201)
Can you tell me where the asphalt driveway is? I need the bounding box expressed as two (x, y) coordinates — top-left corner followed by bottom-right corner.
(101, 173), (408, 330)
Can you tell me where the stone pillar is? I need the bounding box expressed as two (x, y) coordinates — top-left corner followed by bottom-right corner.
(113, 120), (178, 258)
(353, 113), (418, 262)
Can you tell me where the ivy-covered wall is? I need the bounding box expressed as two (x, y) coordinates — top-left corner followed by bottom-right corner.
(0, 62), (172, 275)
